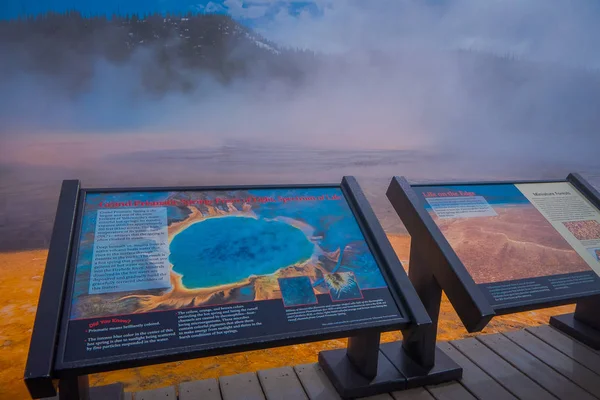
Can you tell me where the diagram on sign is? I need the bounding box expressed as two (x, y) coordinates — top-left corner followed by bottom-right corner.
(278, 276), (318, 307)
(325, 272), (363, 301)
(563, 220), (600, 241)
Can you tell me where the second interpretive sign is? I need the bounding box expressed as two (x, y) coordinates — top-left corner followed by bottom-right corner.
(413, 181), (600, 308)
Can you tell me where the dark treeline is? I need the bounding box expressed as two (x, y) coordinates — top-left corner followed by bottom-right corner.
(0, 11), (319, 95)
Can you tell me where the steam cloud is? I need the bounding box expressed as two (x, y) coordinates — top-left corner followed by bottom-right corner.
(0, 0), (599, 251)
(1, 0), (600, 175)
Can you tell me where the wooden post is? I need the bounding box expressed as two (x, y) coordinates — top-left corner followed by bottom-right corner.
(346, 332), (381, 379)
(58, 376), (90, 400)
(401, 241), (442, 369)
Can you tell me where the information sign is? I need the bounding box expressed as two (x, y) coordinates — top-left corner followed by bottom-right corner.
(412, 182), (600, 308)
(56, 186), (404, 367)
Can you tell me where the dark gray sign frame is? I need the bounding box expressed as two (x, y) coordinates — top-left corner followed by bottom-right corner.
(386, 173), (600, 344)
(24, 177), (458, 400)
(548, 174), (600, 350)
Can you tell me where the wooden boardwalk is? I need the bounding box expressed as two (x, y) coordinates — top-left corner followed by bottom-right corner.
(78, 325), (600, 400)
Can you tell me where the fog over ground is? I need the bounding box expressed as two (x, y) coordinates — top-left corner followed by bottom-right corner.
(1, 0), (599, 155)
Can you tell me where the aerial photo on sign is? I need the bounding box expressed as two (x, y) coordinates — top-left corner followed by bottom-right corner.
(60, 187), (401, 364)
(413, 182), (600, 307)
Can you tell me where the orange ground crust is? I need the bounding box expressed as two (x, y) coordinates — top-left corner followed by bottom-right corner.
(0, 235), (575, 398)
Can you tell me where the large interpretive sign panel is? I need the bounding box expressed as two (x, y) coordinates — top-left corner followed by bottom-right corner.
(59, 187), (403, 365)
(412, 182), (600, 308)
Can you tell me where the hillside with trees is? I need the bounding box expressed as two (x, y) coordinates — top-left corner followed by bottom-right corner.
(0, 12), (318, 94)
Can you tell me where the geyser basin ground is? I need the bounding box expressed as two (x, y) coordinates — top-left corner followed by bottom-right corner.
(169, 216), (315, 289)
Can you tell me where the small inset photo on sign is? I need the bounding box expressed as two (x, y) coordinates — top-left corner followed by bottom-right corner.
(587, 248), (600, 262)
(563, 220), (600, 241)
(278, 276), (318, 307)
(325, 272), (363, 302)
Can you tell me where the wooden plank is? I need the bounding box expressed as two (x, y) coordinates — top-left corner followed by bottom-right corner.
(505, 329), (600, 398)
(451, 337), (555, 400)
(527, 325), (600, 375)
(426, 381), (476, 400)
(219, 372), (265, 400)
(438, 342), (516, 400)
(134, 386), (177, 400)
(179, 378), (221, 400)
(357, 394), (394, 400)
(391, 387), (435, 400)
(294, 363), (341, 400)
(258, 367), (308, 400)
(478, 333), (594, 400)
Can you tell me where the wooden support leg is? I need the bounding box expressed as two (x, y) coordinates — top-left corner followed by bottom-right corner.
(58, 376), (90, 400)
(346, 332), (381, 380)
(551, 295), (600, 349)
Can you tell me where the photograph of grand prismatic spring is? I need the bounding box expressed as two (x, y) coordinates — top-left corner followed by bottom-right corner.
(1, 0), (600, 398)
(69, 187), (389, 319)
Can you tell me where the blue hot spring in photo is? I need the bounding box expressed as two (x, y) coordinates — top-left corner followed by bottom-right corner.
(169, 216), (315, 289)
